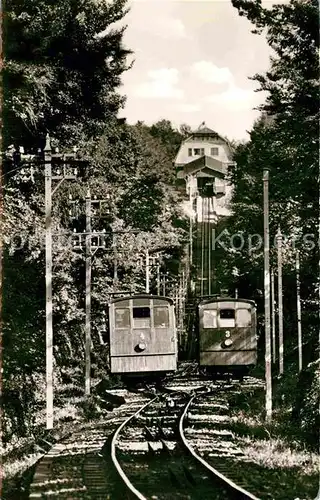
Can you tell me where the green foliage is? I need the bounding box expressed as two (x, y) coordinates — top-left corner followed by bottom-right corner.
(149, 119), (183, 159)
(228, 0), (319, 440)
(2, 0), (136, 441)
(3, 0), (132, 149)
(292, 359), (320, 446)
(228, 0), (319, 320)
(2, 115), (186, 442)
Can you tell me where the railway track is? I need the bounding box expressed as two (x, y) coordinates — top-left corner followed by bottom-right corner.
(111, 381), (262, 499)
(28, 391), (150, 499)
(27, 374), (266, 499)
(181, 381), (277, 499)
(181, 392), (261, 500)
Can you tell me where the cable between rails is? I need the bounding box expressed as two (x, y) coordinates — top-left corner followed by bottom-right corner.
(111, 396), (158, 500)
(179, 395), (261, 500)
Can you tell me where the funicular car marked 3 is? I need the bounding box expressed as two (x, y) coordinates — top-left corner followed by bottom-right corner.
(198, 298), (257, 378)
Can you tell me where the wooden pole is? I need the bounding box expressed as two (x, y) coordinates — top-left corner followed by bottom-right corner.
(263, 168), (272, 421)
(181, 271), (185, 340)
(44, 134), (53, 429)
(208, 197), (211, 296)
(85, 191), (91, 395)
(145, 248), (150, 293)
(189, 179), (193, 267)
(156, 261), (160, 295)
(296, 250), (302, 372)
(277, 227), (284, 374)
(271, 270), (276, 363)
(113, 232), (118, 285)
(201, 197), (204, 297)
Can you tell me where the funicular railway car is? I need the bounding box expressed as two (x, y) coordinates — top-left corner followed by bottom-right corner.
(198, 298), (257, 376)
(109, 294), (177, 376)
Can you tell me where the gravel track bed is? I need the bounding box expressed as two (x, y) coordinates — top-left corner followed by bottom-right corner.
(28, 390), (150, 499)
(114, 392), (239, 499)
(183, 382), (318, 500)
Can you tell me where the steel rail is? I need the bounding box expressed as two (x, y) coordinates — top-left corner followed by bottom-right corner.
(111, 396), (158, 500)
(179, 395), (261, 500)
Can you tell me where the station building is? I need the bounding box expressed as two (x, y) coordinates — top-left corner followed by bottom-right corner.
(174, 123), (235, 296)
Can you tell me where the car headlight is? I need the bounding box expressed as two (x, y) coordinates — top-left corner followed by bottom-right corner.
(138, 342), (146, 351)
(224, 338), (233, 347)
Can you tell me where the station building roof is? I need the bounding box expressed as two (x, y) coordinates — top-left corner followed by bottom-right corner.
(177, 155), (227, 179)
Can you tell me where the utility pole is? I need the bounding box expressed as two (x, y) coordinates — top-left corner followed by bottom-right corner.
(201, 196), (205, 297)
(263, 168), (272, 421)
(113, 232), (118, 285)
(296, 250), (302, 372)
(208, 197), (212, 296)
(162, 273), (166, 296)
(43, 136), (80, 429)
(277, 227), (284, 375)
(145, 248), (150, 293)
(233, 268), (239, 300)
(271, 270), (276, 363)
(71, 194), (109, 395)
(85, 190), (91, 396)
(44, 134), (53, 430)
(157, 262), (161, 295)
(180, 271), (185, 343)
(189, 176), (194, 267)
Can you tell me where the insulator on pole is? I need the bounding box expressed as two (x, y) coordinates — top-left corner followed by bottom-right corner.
(44, 133), (51, 152)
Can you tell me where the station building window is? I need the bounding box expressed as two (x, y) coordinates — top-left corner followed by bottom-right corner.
(133, 307), (151, 328)
(115, 308), (130, 328)
(188, 148), (192, 156)
(194, 148), (205, 156)
(211, 147), (219, 156)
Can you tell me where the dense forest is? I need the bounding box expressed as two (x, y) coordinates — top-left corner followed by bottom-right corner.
(1, 0), (319, 462)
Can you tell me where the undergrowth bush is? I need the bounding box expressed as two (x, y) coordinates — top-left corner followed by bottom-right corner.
(291, 359), (320, 448)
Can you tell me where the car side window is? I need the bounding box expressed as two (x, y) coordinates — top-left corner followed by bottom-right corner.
(115, 308), (130, 328)
(154, 307), (169, 328)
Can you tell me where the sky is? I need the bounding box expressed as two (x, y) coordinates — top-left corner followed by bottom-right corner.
(117, 0), (286, 141)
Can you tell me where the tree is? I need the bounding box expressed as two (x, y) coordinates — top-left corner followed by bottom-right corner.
(179, 123), (192, 138)
(227, 0), (319, 369)
(149, 119), (182, 159)
(231, 0), (319, 210)
(2, 0), (132, 150)
(2, 116), (187, 440)
(2, 0), (133, 438)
